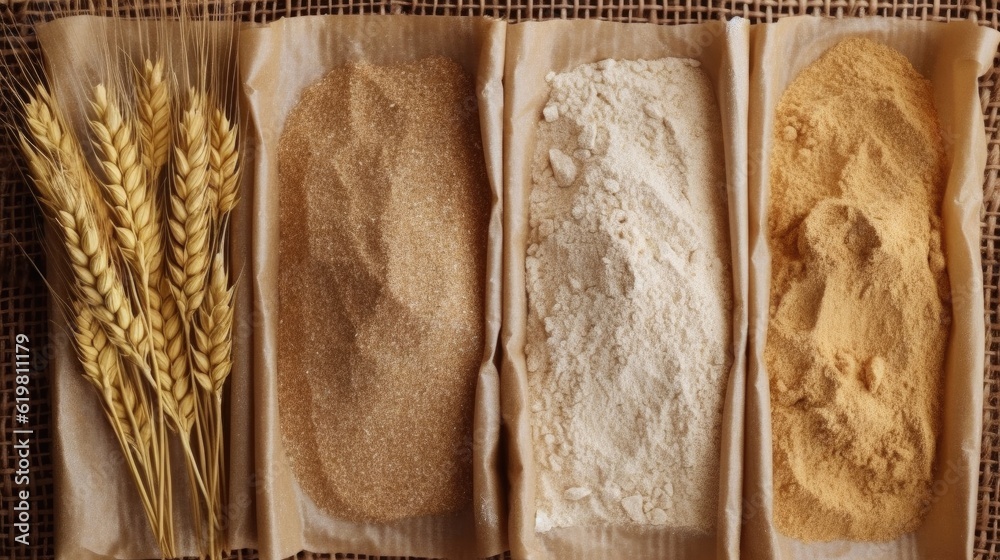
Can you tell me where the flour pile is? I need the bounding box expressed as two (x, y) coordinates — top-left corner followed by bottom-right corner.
(766, 38), (950, 542)
(277, 58), (490, 522)
(525, 58), (732, 532)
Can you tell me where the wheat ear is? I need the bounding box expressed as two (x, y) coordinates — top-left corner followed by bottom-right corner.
(74, 304), (152, 451)
(35, 170), (149, 367)
(156, 279), (197, 434)
(137, 58), (172, 179)
(208, 106), (239, 223)
(168, 91), (212, 321)
(192, 255), (234, 396)
(90, 84), (163, 283)
(23, 86), (99, 193)
(22, 85), (112, 233)
(17, 135), (57, 210)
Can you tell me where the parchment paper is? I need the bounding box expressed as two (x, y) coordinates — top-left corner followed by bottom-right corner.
(744, 16), (1000, 560)
(239, 15), (507, 560)
(36, 15), (257, 560)
(500, 19), (749, 560)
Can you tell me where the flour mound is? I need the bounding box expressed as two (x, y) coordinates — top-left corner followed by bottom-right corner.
(766, 38), (950, 541)
(525, 58), (732, 532)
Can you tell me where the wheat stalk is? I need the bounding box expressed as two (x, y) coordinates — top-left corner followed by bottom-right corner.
(166, 92), (217, 551)
(168, 91), (212, 321)
(89, 82), (184, 555)
(194, 99), (241, 560)
(137, 58), (172, 178)
(204, 258), (234, 558)
(75, 301), (174, 556)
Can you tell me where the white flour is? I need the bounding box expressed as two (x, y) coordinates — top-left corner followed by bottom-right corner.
(525, 58), (732, 532)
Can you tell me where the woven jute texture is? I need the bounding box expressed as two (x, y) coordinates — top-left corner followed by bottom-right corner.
(2, 1), (999, 559)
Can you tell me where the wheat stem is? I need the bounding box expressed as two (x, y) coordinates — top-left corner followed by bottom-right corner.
(91, 82), (179, 554)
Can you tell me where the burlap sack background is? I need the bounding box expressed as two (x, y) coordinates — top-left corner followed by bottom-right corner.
(3, 1), (1000, 559)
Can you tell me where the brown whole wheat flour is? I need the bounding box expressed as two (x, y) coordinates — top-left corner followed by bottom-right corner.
(525, 58), (732, 533)
(276, 57), (490, 522)
(766, 38), (950, 541)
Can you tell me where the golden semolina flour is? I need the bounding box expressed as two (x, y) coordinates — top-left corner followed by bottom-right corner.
(766, 38), (951, 542)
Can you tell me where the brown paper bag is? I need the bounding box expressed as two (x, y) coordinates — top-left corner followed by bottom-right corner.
(36, 15), (257, 560)
(743, 16), (1000, 560)
(239, 15), (507, 560)
(500, 19), (750, 560)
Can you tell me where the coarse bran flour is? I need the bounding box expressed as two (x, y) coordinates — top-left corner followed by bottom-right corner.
(766, 38), (950, 541)
(276, 57), (491, 522)
(525, 58), (732, 532)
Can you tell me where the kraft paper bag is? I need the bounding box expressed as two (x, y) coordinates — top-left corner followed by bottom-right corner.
(240, 15), (507, 560)
(500, 18), (750, 560)
(744, 16), (1000, 560)
(36, 15), (257, 560)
